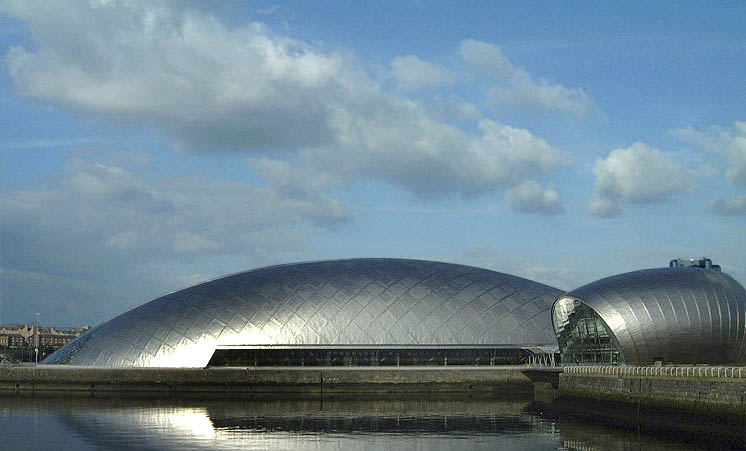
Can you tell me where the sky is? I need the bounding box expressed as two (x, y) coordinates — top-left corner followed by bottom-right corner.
(1, 1), (745, 327)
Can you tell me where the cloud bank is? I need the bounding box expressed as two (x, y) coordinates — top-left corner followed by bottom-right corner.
(3, 0), (572, 201)
(0, 154), (348, 323)
(0, 1), (612, 325)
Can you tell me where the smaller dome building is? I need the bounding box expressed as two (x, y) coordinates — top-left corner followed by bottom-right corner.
(552, 264), (746, 366)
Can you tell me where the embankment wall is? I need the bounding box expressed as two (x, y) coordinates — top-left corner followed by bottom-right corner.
(0, 366), (532, 396)
(559, 366), (746, 417)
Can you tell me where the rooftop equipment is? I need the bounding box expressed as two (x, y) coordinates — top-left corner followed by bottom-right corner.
(669, 257), (721, 271)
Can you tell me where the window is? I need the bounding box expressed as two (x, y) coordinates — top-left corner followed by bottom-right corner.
(206, 347), (533, 367)
(553, 297), (623, 365)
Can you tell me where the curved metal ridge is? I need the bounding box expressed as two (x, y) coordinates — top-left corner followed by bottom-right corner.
(558, 268), (746, 365)
(45, 258), (563, 368)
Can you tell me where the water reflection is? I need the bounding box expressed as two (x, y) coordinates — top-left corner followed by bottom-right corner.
(0, 394), (740, 450)
(81, 399), (558, 450)
(2, 395), (560, 450)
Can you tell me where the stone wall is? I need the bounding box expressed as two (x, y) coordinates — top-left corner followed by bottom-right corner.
(0, 366), (533, 396)
(559, 366), (746, 417)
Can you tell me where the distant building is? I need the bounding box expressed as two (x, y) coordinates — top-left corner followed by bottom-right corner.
(39, 333), (78, 348)
(0, 325), (88, 350)
(0, 334), (25, 348)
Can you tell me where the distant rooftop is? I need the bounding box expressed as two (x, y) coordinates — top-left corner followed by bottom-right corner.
(669, 257), (721, 272)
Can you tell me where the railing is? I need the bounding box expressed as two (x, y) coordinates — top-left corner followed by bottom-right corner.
(564, 365), (746, 378)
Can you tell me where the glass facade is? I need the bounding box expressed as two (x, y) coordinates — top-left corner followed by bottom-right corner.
(207, 347), (531, 367)
(552, 297), (623, 365)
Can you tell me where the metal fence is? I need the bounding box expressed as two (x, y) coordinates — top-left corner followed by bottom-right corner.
(564, 365), (746, 378)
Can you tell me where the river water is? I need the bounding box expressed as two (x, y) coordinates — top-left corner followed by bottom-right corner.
(0, 393), (741, 450)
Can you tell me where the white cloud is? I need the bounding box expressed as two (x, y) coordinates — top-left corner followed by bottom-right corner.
(505, 181), (565, 215)
(248, 157), (344, 217)
(389, 55), (453, 90)
(671, 121), (746, 186)
(310, 111), (570, 198)
(3, 1), (571, 200)
(459, 39), (599, 117)
(487, 73), (595, 117)
(707, 195), (746, 216)
(3, 1), (344, 152)
(590, 142), (693, 217)
(459, 39), (515, 78)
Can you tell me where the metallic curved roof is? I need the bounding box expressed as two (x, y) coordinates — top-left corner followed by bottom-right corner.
(555, 267), (746, 365)
(45, 258), (562, 367)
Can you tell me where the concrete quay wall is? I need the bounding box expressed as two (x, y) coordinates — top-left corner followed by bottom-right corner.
(0, 366), (533, 395)
(559, 366), (746, 417)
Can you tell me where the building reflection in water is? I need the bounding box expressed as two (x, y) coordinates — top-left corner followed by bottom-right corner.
(3, 395), (562, 450)
(1, 394), (735, 450)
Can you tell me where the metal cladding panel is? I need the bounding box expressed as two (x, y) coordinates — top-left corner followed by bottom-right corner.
(563, 268), (746, 365)
(44, 259), (562, 368)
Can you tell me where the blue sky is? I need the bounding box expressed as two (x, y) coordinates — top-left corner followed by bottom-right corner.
(1, 1), (745, 327)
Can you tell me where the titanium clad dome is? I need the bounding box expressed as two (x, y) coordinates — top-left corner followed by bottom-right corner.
(45, 258), (563, 368)
(552, 267), (746, 365)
